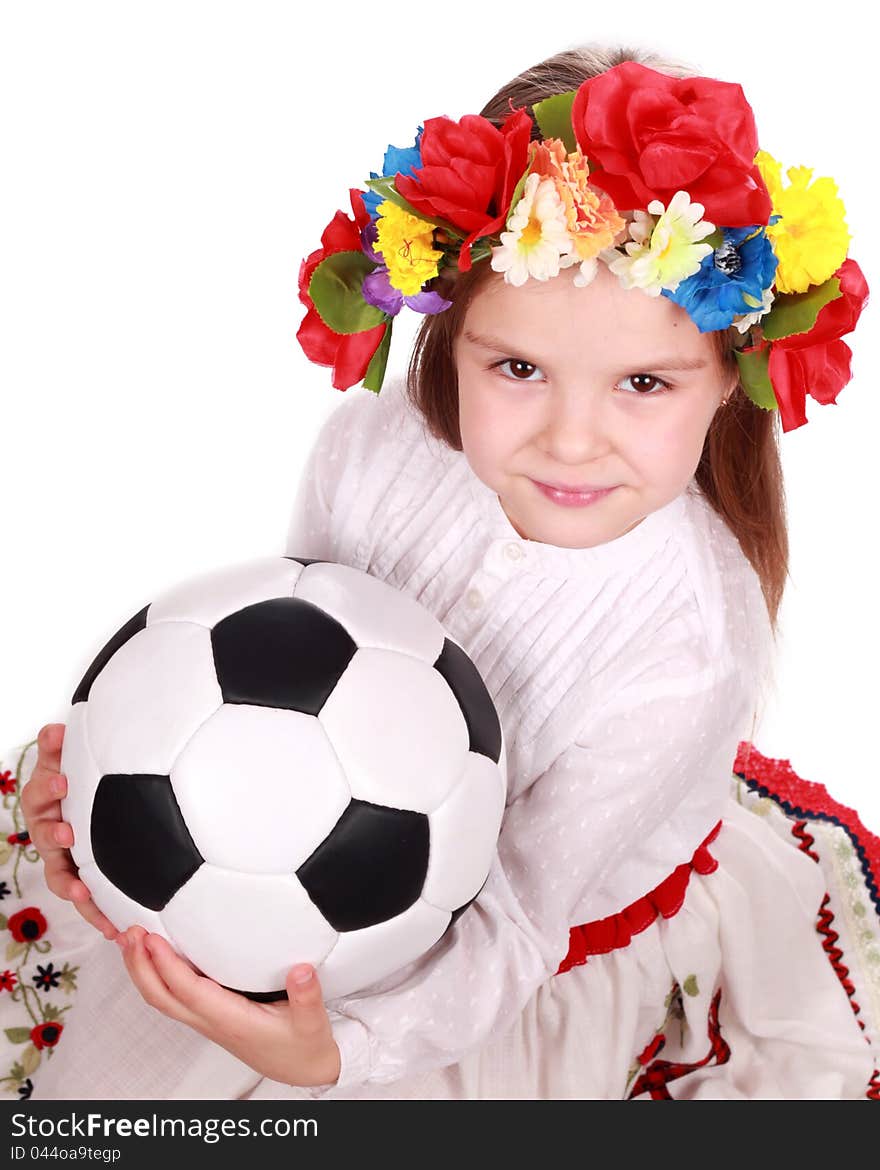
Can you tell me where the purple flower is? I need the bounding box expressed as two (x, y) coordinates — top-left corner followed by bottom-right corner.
(361, 266), (452, 318)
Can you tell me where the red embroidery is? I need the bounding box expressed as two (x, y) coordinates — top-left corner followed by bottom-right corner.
(556, 822), (721, 974)
(735, 742), (880, 1100)
(628, 987), (730, 1099)
(791, 820), (820, 863)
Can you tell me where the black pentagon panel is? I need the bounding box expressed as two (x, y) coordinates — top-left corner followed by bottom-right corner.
(91, 774), (203, 912)
(433, 639), (502, 764)
(71, 605), (150, 705)
(212, 597), (357, 714)
(298, 799), (430, 931)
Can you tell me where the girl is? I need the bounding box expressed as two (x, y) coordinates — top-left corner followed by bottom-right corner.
(17, 43), (879, 1099)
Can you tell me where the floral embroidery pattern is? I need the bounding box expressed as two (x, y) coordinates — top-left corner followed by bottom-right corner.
(0, 741), (80, 1099)
(628, 987), (731, 1099)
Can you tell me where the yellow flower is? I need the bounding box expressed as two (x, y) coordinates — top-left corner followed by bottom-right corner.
(373, 201), (443, 296)
(756, 149), (850, 294)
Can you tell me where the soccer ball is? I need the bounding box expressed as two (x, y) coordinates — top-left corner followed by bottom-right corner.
(59, 556), (507, 1002)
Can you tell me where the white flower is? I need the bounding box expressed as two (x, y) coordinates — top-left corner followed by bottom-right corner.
(732, 286), (775, 333)
(490, 173), (576, 286)
(606, 191), (715, 296)
(572, 256), (599, 287)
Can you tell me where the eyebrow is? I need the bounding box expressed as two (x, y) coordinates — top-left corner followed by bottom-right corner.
(462, 330), (710, 372)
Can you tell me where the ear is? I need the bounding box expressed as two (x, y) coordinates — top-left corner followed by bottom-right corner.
(721, 367), (739, 404)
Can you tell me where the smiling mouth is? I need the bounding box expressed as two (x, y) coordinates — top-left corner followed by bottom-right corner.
(535, 480), (617, 493)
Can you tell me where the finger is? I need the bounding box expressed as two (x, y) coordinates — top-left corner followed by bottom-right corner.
(71, 896), (121, 941)
(36, 828), (120, 945)
(141, 932), (251, 1027)
(47, 867), (120, 939)
(21, 768), (66, 820)
(132, 926), (241, 1029)
(36, 723), (65, 774)
(119, 928), (202, 1029)
(284, 965), (331, 1035)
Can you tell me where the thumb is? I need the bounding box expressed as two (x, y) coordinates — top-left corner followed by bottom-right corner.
(286, 963), (326, 1013)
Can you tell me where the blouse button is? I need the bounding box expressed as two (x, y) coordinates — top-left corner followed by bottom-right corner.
(465, 587), (484, 609)
(504, 542), (525, 561)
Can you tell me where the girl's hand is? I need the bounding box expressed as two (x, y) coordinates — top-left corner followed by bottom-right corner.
(22, 723), (119, 940)
(116, 925), (341, 1089)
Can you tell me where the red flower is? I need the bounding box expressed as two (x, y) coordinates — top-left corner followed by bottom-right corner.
(7, 829), (30, 846)
(8, 907), (48, 944)
(0, 969), (18, 993)
(571, 61), (771, 228)
(30, 1022), (63, 1050)
(296, 188), (387, 391)
(0, 769), (15, 795)
(395, 106), (532, 272)
(768, 259), (869, 432)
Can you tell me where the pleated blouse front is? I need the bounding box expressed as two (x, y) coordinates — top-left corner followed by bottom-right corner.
(283, 373), (775, 1092)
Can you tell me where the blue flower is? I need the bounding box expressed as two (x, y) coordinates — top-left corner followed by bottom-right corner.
(362, 127), (424, 221)
(662, 225), (778, 332)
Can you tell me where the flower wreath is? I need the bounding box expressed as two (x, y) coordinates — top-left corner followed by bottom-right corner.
(297, 61), (869, 433)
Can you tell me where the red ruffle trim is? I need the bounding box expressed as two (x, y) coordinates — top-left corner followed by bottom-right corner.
(556, 822), (722, 975)
(733, 740), (880, 890)
(555, 739), (880, 977)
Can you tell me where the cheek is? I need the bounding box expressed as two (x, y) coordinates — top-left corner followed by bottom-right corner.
(626, 404), (710, 475)
(459, 384), (520, 468)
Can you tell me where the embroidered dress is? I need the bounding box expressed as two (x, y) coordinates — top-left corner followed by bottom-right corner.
(12, 375), (879, 1100)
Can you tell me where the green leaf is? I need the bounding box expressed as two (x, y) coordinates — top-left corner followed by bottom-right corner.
(21, 1044), (41, 1077)
(4, 1027), (32, 1044)
(703, 228), (724, 251)
(735, 346), (779, 412)
(505, 162), (534, 226)
(683, 974), (699, 997)
(308, 252), (387, 335)
(364, 177), (464, 240)
(362, 321), (393, 395)
(761, 277), (841, 341)
(532, 90), (578, 153)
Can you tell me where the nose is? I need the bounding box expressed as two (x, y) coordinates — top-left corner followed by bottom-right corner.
(535, 385), (613, 466)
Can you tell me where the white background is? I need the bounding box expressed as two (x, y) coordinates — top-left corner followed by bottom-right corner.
(2, 1), (877, 832)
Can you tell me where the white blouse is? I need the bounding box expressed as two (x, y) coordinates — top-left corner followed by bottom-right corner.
(283, 373), (776, 1096)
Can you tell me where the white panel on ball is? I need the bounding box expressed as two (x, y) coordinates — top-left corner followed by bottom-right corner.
(320, 647), (469, 813)
(60, 701), (103, 870)
(171, 704), (351, 873)
(423, 752), (508, 911)
(77, 860), (169, 941)
(86, 623), (222, 776)
(294, 562), (446, 662)
(147, 556), (304, 627)
(319, 897), (451, 1002)
(161, 866), (337, 993)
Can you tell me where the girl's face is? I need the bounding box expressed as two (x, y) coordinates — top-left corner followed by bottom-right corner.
(453, 262), (737, 549)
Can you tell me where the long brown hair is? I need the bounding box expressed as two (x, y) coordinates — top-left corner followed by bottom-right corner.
(405, 43), (789, 639)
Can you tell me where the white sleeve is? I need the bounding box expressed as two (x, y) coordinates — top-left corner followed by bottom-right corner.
(308, 647), (754, 1096)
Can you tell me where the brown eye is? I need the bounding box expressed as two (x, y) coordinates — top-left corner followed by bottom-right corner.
(619, 374), (669, 395)
(495, 358), (541, 381)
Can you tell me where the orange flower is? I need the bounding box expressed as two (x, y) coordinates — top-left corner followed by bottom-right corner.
(528, 139), (626, 262)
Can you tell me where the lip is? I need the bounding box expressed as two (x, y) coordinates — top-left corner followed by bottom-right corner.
(538, 480), (615, 493)
(531, 479), (618, 508)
